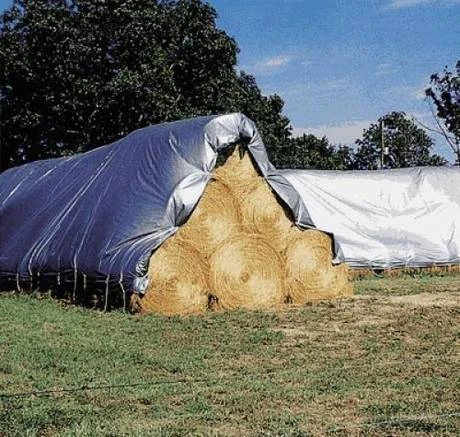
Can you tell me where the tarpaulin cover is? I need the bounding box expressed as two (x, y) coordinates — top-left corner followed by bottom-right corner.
(281, 167), (460, 268)
(0, 113), (314, 293)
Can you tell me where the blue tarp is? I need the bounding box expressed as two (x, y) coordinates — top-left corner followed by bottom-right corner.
(0, 113), (314, 294)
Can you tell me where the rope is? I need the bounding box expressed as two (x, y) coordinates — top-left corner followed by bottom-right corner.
(119, 272), (126, 313)
(73, 267), (77, 302)
(103, 275), (109, 312)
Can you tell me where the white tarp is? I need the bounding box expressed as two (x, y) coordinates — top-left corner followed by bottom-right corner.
(280, 166), (460, 268)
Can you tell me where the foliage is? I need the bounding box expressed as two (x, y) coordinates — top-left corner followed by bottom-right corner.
(0, 0), (290, 171)
(354, 112), (446, 170)
(277, 134), (355, 169)
(0, 1), (452, 171)
(226, 72), (292, 165)
(425, 61), (460, 164)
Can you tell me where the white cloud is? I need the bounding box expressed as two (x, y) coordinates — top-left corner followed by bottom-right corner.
(380, 79), (430, 101)
(300, 60), (313, 67)
(281, 77), (352, 97)
(385, 0), (460, 10)
(375, 63), (399, 76)
(241, 54), (292, 76)
(379, 81), (429, 101)
(291, 120), (372, 145)
(264, 55), (291, 67)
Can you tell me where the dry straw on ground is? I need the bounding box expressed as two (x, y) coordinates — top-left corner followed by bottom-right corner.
(209, 233), (285, 310)
(138, 238), (209, 316)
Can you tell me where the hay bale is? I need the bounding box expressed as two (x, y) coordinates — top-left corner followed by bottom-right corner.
(240, 180), (294, 252)
(175, 177), (242, 255)
(285, 229), (352, 303)
(209, 233), (285, 310)
(313, 263), (353, 299)
(138, 238), (209, 316)
(129, 293), (143, 313)
(214, 147), (261, 198)
(215, 147), (294, 251)
(215, 146), (260, 182)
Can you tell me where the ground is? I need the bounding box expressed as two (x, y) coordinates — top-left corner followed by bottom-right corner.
(0, 273), (459, 436)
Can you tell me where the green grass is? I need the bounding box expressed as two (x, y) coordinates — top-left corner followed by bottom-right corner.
(0, 274), (459, 436)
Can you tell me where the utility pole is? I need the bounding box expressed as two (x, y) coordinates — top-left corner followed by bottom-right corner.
(380, 119), (384, 169)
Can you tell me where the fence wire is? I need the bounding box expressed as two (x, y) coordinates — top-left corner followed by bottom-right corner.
(0, 352), (457, 400)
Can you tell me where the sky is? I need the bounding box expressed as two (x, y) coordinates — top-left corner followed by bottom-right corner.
(207, 0), (459, 160)
(1, 0), (459, 161)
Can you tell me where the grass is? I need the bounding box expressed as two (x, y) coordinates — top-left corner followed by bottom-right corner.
(0, 273), (459, 436)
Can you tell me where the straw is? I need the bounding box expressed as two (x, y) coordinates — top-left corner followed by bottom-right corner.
(240, 180), (294, 252)
(285, 228), (352, 303)
(175, 176), (242, 256)
(138, 238), (209, 316)
(209, 233), (286, 310)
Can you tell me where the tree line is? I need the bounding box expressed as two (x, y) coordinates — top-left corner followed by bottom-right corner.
(1, 0), (458, 172)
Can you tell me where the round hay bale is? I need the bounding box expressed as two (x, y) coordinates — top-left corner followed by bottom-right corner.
(176, 177), (242, 256)
(138, 239), (209, 316)
(209, 233), (285, 310)
(287, 226), (334, 256)
(240, 181), (294, 251)
(285, 229), (349, 303)
(334, 263), (354, 298)
(309, 263), (353, 300)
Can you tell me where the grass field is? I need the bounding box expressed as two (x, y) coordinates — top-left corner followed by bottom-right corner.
(0, 273), (459, 436)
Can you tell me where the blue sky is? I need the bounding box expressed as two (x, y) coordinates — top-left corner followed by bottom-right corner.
(208, 0), (459, 160)
(1, 0), (459, 160)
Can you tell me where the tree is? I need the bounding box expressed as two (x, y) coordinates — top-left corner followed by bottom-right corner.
(354, 112), (446, 170)
(0, 0), (290, 171)
(425, 61), (460, 165)
(227, 72), (291, 165)
(275, 134), (355, 169)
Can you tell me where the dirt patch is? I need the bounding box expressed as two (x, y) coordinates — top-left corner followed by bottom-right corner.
(354, 316), (393, 327)
(387, 291), (460, 307)
(275, 327), (315, 337)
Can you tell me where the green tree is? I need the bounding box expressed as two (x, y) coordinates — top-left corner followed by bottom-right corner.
(354, 112), (446, 170)
(425, 61), (460, 165)
(0, 0), (290, 171)
(276, 134), (355, 169)
(228, 72), (291, 165)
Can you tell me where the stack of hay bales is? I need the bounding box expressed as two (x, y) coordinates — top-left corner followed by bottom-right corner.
(136, 146), (352, 315)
